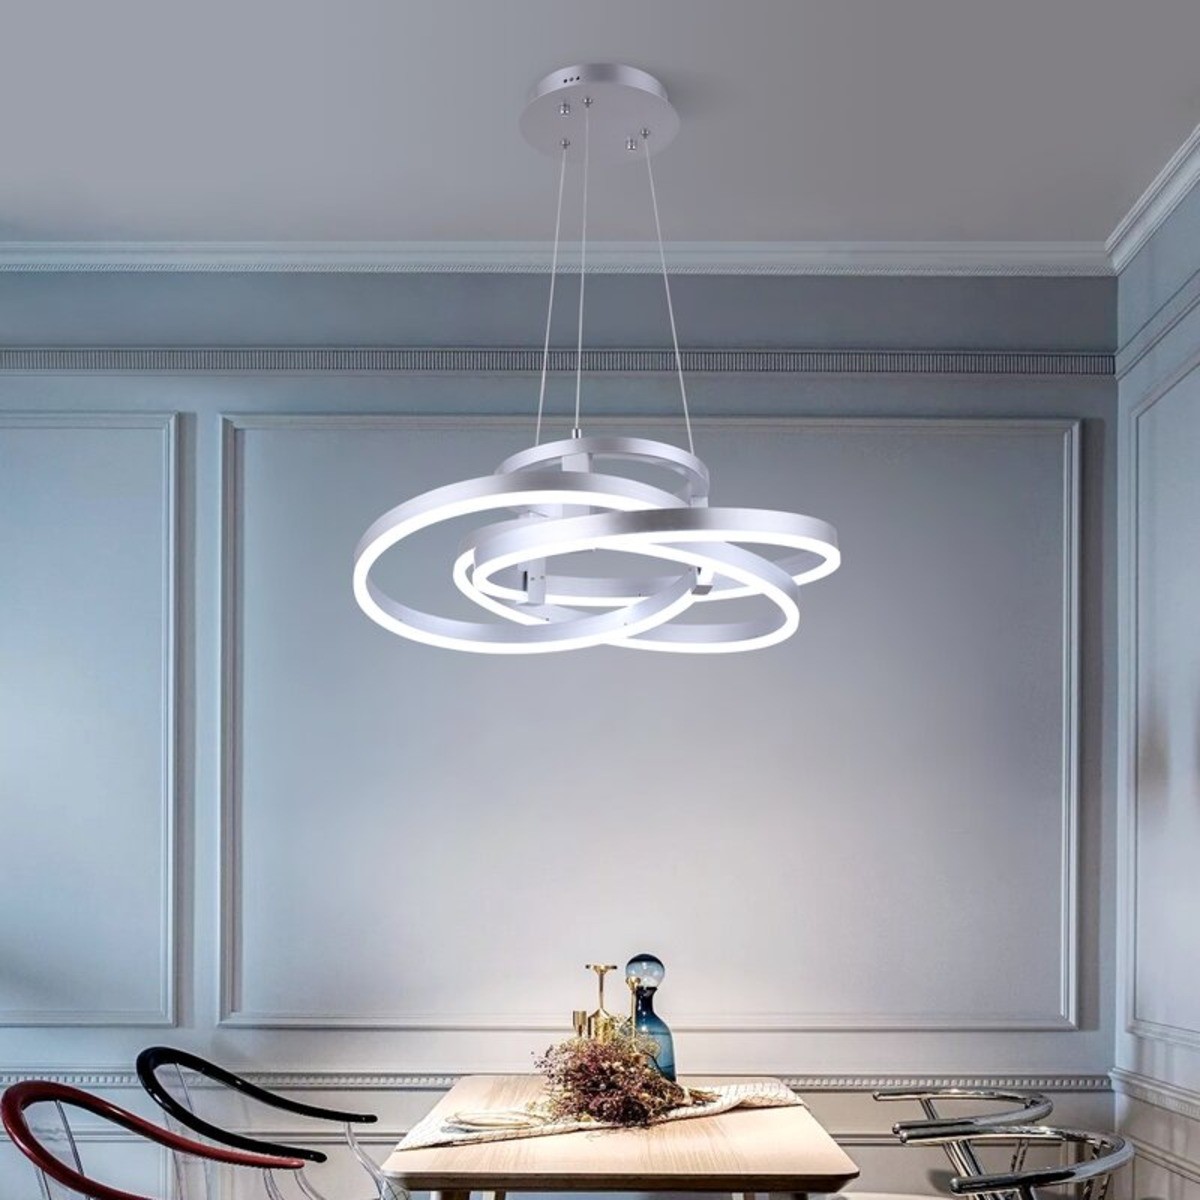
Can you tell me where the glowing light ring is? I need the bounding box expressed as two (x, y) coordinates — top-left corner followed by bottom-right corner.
(352, 438), (841, 654)
(464, 506), (839, 608)
(465, 437), (835, 609)
(463, 508), (812, 652)
(352, 469), (699, 653)
(496, 435), (710, 504)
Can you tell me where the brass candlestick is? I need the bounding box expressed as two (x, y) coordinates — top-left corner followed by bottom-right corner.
(585, 963), (618, 1042)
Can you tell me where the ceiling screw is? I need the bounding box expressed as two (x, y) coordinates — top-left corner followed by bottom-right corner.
(582, 96), (593, 107)
(559, 102), (571, 116)
(641, 127), (651, 139)
(561, 138), (571, 149)
(626, 138), (638, 152)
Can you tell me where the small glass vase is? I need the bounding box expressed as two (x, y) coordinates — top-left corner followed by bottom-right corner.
(626, 953), (676, 1082)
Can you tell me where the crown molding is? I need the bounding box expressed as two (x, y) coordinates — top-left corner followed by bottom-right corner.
(1108, 119), (1200, 273)
(0, 346), (1114, 376)
(0, 240), (1112, 277)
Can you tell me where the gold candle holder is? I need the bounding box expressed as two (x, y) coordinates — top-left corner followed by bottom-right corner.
(585, 963), (619, 1042)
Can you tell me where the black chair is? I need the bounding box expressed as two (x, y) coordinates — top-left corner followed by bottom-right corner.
(136, 1047), (403, 1200)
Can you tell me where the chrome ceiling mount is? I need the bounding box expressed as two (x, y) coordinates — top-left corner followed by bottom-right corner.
(519, 62), (680, 165)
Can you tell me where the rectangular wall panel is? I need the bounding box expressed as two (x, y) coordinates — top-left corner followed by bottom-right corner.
(0, 414), (177, 1025)
(1130, 373), (1200, 1046)
(220, 416), (1078, 1032)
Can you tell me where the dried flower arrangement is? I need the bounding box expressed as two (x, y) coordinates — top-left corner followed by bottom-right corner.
(536, 1035), (714, 1128)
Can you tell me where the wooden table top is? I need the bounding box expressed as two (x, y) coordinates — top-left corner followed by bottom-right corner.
(381, 1074), (860, 1192)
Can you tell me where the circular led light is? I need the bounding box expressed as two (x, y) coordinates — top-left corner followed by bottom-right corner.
(464, 507), (809, 652)
(352, 69), (841, 655)
(352, 467), (696, 653)
(352, 437), (840, 654)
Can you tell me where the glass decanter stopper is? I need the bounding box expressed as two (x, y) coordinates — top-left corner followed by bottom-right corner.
(626, 952), (675, 1081)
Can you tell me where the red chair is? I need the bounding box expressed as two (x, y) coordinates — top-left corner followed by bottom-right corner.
(1, 1080), (306, 1200)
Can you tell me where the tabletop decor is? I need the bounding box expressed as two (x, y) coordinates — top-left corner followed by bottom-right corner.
(536, 1035), (708, 1127)
(626, 952), (676, 1081)
(531, 955), (688, 1127)
(388, 958), (807, 1154)
(572, 956), (675, 1080)
(394, 1078), (803, 1152)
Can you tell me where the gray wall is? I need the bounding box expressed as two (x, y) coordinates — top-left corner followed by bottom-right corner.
(1113, 183), (1200, 1199)
(0, 274), (1117, 1198)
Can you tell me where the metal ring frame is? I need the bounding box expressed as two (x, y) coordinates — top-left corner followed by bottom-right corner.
(351, 65), (841, 653)
(353, 436), (840, 653)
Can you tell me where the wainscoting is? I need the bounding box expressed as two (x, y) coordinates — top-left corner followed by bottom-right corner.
(1115, 181), (1200, 1199)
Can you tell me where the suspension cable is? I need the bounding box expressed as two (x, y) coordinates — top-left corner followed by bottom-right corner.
(643, 130), (694, 454)
(573, 100), (591, 437)
(535, 141), (568, 446)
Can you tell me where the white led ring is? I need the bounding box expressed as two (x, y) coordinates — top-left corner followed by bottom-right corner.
(495, 435), (711, 504)
(353, 441), (840, 653)
(465, 508), (814, 652)
(352, 468), (699, 653)
(471, 437), (835, 607)
(462, 505), (840, 610)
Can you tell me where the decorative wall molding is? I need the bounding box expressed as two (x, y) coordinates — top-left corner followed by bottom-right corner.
(1127, 1016), (1200, 1051)
(0, 1067), (1113, 1093)
(0, 346), (1116, 376)
(219, 414), (1081, 1033)
(0, 240), (1114, 277)
(1117, 263), (1200, 378)
(1112, 1068), (1200, 1123)
(0, 412), (180, 1028)
(1123, 364), (1200, 1049)
(1128, 1138), (1200, 1188)
(1059, 419), (1082, 1032)
(1108, 119), (1200, 274)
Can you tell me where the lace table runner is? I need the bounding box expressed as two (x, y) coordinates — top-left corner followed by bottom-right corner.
(396, 1079), (803, 1151)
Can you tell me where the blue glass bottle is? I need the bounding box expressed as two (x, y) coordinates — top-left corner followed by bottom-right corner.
(626, 952), (675, 1081)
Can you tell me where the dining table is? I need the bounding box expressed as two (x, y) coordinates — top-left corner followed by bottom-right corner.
(381, 1074), (860, 1200)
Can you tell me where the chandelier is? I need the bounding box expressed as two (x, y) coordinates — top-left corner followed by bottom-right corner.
(352, 63), (840, 653)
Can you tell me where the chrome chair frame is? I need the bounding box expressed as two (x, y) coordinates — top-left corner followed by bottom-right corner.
(873, 1088), (1054, 1188)
(899, 1124), (1133, 1200)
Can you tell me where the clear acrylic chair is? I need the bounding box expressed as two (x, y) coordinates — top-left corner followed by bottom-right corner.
(898, 1124), (1133, 1200)
(1, 1079), (305, 1200)
(136, 1046), (404, 1200)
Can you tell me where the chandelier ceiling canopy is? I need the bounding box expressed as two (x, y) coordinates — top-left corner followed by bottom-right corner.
(352, 63), (841, 654)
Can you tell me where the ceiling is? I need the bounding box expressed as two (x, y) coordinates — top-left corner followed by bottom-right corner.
(1, 0), (1197, 254)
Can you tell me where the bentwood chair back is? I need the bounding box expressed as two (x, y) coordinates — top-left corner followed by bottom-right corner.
(901, 1124), (1133, 1200)
(1, 1080), (304, 1200)
(135, 1047), (401, 1200)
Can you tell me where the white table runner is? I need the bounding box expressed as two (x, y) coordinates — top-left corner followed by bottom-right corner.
(396, 1079), (803, 1151)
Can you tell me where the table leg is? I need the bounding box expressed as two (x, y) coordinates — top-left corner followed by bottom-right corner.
(734, 1193), (807, 1200)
